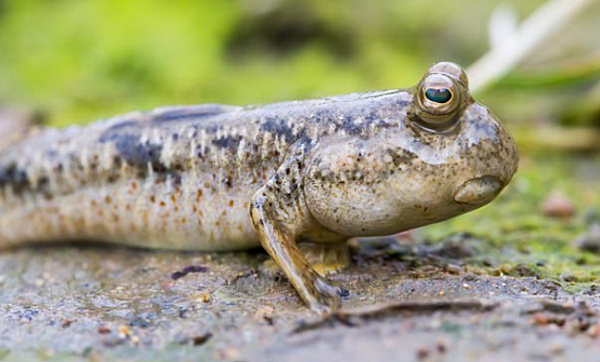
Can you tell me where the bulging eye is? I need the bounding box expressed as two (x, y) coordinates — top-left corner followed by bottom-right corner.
(414, 73), (462, 131)
(425, 87), (452, 103)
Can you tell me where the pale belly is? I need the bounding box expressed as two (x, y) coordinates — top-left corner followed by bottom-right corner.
(0, 170), (261, 251)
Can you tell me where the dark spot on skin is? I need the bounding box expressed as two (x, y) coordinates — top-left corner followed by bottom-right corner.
(99, 133), (165, 170)
(113, 155), (123, 168)
(211, 134), (242, 149)
(340, 115), (364, 135)
(89, 156), (99, 171)
(387, 149), (419, 168)
(104, 120), (138, 132)
(0, 163), (31, 195)
(166, 173), (182, 188)
(98, 132), (185, 183)
(151, 104), (234, 123)
(260, 116), (297, 141)
(37, 176), (49, 189)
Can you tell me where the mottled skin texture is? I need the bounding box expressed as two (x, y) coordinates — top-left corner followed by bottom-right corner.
(0, 63), (518, 312)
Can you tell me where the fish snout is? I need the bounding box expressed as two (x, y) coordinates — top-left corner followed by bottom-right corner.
(453, 175), (504, 205)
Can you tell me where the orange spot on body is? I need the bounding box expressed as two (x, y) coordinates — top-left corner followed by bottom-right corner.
(228, 200), (234, 207)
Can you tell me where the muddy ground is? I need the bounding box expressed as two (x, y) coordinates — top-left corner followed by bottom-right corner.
(2, 154), (600, 362)
(1, 237), (600, 362)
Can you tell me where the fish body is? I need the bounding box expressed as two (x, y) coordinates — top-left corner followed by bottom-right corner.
(0, 62), (518, 312)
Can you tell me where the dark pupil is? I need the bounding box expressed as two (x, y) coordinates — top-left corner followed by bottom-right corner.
(425, 88), (452, 103)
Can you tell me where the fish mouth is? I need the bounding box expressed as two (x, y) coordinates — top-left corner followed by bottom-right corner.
(453, 175), (504, 205)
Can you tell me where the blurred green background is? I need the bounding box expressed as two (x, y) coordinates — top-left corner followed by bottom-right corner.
(0, 0), (598, 131)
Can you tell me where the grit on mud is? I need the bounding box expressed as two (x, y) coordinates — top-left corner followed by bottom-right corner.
(1, 154), (600, 362)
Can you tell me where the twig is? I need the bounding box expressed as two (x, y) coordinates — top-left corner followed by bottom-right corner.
(291, 300), (497, 334)
(467, 0), (599, 94)
(514, 125), (600, 152)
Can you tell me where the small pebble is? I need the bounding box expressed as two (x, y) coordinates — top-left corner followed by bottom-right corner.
(195, 291), (212, 303)
(254, 306), (275, 324)
(587, 324), (600, 338)
(436, 340), (447, 353)
(215, 347), (241, 361)
(542, 191), (576, 219)
(118, 325), (131, 338)
(416, 347), (429, 361)
(574, 223), (600, 254)
(445, 264), (462, 274)
(191, 333), (213, 346)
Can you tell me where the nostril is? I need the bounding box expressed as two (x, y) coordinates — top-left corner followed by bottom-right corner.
(453, 175), (504, 205)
